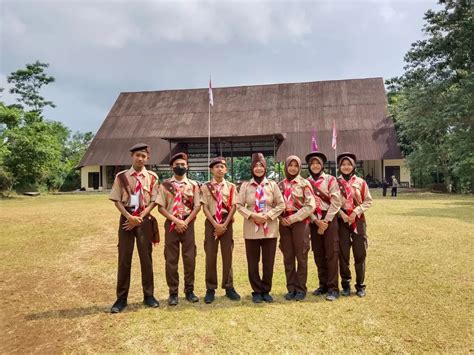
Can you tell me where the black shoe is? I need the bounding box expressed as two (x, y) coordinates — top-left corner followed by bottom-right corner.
(325, 290), (340, 302)
(294, 292), (306, 301)
(143, 295), (159, 308)
(185, 291), (199, 303)
(356, 289), (366, 298)
(341, 285), (351, 296)
(252, 292), (263, 303)
(204, 289), (215, 304)
(262, 293), (274, 303)
(312, 287), (328, 296)
(111, 298), (127, 313)
(285, 291), (296, 300)
(225, 288), (241, 301)
(168, 293), (179, 306)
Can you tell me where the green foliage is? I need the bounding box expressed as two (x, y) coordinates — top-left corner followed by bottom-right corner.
(3, 113), (69, 191)
(7, 60), (56, 113)
(0, 166), (13, 192)
(386, 1), (473, 192)
(2, 61), (94, 192)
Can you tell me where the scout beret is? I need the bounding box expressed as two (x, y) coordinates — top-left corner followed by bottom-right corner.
(209, 156), (227, 168)
(169, 152), (188, 165)
(305, 151), (327, 165)
(337, 152), (357, 166)
(129, 143), (150, 153)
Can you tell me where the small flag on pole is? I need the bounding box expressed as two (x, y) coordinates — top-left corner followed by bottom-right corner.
(208, 77), (214, 107)
(311, 128), (318, 151)
(331, 121), (337, 150)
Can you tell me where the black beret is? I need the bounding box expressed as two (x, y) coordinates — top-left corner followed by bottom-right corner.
(209, 156), (227, 168)
(169, 152), (188, 165)
(305, 151), (327, 165)
(129, 143), (150, 153)
(337, 152), (357, 165)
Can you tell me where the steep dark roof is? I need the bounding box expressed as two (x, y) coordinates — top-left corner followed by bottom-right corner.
(80, 77), (401, 166)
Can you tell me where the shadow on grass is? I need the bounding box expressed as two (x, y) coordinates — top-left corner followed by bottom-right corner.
(24, 302), (143, 320)
(393, 206), (473, 223)
(24, 293), (330, 320)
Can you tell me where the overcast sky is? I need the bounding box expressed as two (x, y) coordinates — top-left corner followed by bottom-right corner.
(1, 0), (438, 133)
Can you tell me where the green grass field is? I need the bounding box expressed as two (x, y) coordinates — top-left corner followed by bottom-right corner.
(1, 192), (473, 353)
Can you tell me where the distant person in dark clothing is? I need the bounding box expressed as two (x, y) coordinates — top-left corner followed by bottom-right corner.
(382, 179), (390, 197)
(391, 176), (399, 197)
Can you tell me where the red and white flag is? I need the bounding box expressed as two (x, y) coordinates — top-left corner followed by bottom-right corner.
(311, 128), (318, 151)
(208, 77), (214, 107)
(331, 121), (337, 150)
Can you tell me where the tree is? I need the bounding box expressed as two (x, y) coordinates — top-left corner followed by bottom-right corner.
(7, 60), (56, 113)
(60, 132), (95, 191)
(3, 112), (69, 191)
(386, 1), (473, 192)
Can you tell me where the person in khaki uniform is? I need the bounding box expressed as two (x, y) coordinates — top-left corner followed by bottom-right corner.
(278, 155), (316, 301)
(109, 143), (160, 313)
(337, 152), (373, 298)
(236, 153), (285, 304)
(155, 152), (201, 306)
(201, 156), (240, 304)
(305, 151), (342, 302)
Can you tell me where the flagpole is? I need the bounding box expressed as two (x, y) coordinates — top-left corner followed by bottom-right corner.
(208, 99), (211, 181)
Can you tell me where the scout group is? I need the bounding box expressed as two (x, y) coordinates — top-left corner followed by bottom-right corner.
(109, 143), (372, 313)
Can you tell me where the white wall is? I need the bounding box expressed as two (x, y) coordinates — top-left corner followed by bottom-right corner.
(384, 159), (411, 185)
(80, 166), (100, 190)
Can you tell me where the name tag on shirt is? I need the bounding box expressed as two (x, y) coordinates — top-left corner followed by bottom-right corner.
(130, 194), (140, 207)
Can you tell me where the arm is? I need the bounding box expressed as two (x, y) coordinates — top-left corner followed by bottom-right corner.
(236, 182), (256, 220)
(184, 183), (201, 224)
(287, 185), (316, 224)
(265, 182), (285, 221)
(324, 178), (343, 222)
(354, 181), (373, 216)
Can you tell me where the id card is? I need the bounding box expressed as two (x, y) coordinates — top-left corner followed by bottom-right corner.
(130, 194), (140, 207)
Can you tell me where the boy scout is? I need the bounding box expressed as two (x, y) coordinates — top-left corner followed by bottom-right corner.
(109, 143), (160, 313)
(156, 152), (201, 306)
(305, 151), (342, 301)
(278, 155), (316, 301)
(201, 157), (240, 304)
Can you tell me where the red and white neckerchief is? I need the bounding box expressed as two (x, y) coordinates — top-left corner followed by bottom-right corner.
(309, 176), (325, 219)
(253, 181), (268, 236)
(339, 176), (359, 233)
(169, 181), (185, 232)
(214, 182), (224, 224)
(131, 171), (145, 216)
(283, 179), (298, 215)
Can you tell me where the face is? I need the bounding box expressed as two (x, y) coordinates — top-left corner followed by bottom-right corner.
(211, 163), (227, 179)
(310, 159), (322, 175)
(172, 158), (188, 170)
(287, 160), (299, 175)
(131, 151), (149, 168)
(340, 159), (354, 175)
(253, 162), (265, 177)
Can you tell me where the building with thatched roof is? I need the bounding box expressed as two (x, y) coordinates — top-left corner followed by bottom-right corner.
(79, 77), (410, 189)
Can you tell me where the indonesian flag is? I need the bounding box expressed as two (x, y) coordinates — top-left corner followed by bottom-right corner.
(331, 121), (337, 150)
(311, 128), (318, 151)
(208, 77), (214, 107)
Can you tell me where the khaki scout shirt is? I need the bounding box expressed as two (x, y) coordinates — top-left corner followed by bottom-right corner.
(236, 178), (285, 239)
(279, 175), (316, 224)
(307, 173), (342, 222)
(200, 178), (237, 217)
(155, 176), (201, 217)
(338, 175), (373, 217)
(109, 167), (159, 207)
